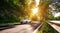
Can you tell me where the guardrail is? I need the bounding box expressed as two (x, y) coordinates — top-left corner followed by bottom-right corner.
(50, 21), (60, 24)
(47, 21), (60, 33)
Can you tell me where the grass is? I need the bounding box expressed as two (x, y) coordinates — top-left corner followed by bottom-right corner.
(38, 22), (58, 33)
(0, 22), (20, 24)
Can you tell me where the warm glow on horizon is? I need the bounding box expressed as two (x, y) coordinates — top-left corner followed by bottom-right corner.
(32, 7), (38, 14)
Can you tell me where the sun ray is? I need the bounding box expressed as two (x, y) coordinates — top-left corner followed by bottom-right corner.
(35, 0), (40, 6)
(29, 0), (40, 21)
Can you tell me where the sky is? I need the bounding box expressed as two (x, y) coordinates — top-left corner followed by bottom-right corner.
(54, 12), (60, 17)
(49, 3), (60, 17)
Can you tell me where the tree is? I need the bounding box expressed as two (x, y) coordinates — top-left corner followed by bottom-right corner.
(0, 0), (31, 22)
(49, 0), (60, 20)
(38, 0), (52, 21)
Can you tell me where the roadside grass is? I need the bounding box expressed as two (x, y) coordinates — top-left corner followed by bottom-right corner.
(0, 22), (20, 24)
(38, 22), (58, 33)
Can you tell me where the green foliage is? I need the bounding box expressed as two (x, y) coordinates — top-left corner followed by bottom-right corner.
(0, 0), (19, 21)
(45, 0), (52, 4)
(0, 0), (31, 23)
(48, 16), (60, 20)
(54, 16), (60, 20)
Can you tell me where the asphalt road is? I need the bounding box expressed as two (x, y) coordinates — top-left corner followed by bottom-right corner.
(0, 24), (34, 33)
(0, 22), (42, 33)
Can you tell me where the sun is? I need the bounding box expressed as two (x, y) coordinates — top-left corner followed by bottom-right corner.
(32, 7), (38, 14)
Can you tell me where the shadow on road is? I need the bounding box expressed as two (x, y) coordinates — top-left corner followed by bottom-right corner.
(30, 22), (42, 29)
(0, 24), (20, 31)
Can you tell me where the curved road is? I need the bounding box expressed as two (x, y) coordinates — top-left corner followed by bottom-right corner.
(0, 22), (42, 33)
(0, 24), (34, 33)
